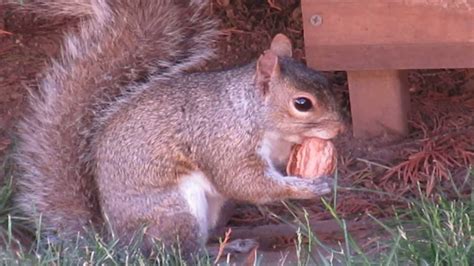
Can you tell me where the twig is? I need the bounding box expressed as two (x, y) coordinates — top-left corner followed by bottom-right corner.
(267, 0), (282, 11)
(356, 158), (392, 170)
(0, 29), (13, 35)
(213, 227), (232, 265)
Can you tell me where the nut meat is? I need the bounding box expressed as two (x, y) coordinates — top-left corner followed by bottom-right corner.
(287, 138), (336, 179)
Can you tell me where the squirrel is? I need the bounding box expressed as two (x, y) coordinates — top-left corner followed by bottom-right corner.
(13, 0), (345, 259)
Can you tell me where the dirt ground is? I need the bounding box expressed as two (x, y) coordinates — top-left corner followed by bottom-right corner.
(1, 0), (473, 263)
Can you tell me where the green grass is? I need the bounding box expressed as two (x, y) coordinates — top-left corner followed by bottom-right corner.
(0, 149), (213, 265)
(0, 208), (212, 265)
(339, 191), (471, 265)
(0, 158), (472, 265)
(261, 166), (473, 265)
(274, 179), (473, 266)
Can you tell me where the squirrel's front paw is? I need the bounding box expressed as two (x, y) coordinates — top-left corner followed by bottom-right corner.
(285, 176), (334, 199)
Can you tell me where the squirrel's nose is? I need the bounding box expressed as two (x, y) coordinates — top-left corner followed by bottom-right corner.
(337, 121), (347, 134)
(325, 119), (347, 139)
(332, 113), (349, 135)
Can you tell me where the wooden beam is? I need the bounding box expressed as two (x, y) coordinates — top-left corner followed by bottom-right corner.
(301, 0), (474, 70)
(303, 43), (474, 71)
(348, 70), (410, 139)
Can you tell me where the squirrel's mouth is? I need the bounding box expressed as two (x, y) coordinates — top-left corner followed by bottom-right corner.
(280, 129), (338, 144)
(301, 119), (346, 140)
(303, 127), (341, 140)
(281, 134), (304, 144)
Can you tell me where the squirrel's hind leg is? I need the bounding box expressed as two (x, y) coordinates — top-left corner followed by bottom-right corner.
(99, 170), (225, 260)
(100, 187), (205, 260)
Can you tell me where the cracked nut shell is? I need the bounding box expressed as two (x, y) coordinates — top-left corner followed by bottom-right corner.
(287, 138), (337, 179)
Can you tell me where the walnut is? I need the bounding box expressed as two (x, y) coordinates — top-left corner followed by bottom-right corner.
(286, 138), (337, 179)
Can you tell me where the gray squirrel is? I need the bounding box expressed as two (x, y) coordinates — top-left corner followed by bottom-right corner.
(14, 0), (345, 259)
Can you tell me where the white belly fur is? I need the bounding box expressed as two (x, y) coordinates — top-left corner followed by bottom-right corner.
(178, 171), (225, 239)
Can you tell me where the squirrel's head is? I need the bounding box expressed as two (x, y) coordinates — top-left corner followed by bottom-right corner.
(254, 34), (345, 143)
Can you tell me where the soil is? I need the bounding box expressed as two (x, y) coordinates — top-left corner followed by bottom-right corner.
(0, 0), (473, 263)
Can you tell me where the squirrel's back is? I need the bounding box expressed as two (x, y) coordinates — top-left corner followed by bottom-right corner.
(14, 0), (219, 236)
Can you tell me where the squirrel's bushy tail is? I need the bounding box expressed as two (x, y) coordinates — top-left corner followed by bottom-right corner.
(15, 0), (218, 236)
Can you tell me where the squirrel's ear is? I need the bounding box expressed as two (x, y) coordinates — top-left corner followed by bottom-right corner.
(255, 50), (280, 95)
(270, 34), (292, 57)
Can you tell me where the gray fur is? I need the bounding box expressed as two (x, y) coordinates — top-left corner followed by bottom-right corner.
(13, 0), (345, 259)
(15, 0), (218, 239)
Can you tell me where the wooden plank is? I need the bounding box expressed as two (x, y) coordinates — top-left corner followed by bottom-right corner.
(301, 0), (474, 70)
(348, 70), (410, 139)
(305, 43), (474, 71)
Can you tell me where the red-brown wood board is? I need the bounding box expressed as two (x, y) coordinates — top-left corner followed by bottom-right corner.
(301, 0), (474, 139)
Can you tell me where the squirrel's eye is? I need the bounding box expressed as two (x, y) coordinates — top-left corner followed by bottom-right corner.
(293, 97), (313, 112)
